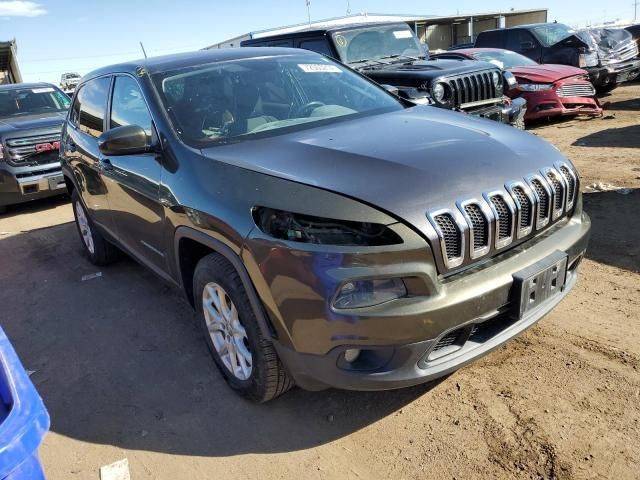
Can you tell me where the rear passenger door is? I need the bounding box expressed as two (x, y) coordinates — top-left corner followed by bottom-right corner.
(64, 76), (117, 237)
(100, 74), (167, 273)
(506, 29), (542, 62)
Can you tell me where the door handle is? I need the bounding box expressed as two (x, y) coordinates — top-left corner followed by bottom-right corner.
(99, 158), (114, 171)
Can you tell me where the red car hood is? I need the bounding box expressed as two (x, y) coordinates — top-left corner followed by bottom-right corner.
(511, 64), (588, 83)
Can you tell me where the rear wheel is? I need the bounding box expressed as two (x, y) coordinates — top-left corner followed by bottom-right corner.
(71, 190), (119, 265)
(194, 253), (294, 402)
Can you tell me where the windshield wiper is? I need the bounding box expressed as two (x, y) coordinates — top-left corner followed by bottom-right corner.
(379, 54), (423, 62)
(348, 58), (387, 68)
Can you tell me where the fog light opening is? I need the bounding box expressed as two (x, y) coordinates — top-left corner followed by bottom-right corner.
(344, 349), (361, 363)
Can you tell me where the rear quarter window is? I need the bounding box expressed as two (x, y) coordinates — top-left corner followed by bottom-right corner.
(298, 38), (334, 57)
(476, 30), (506, 48)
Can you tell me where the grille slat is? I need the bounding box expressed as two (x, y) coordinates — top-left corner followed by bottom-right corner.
(559, 166), (576, 207)
(531, 179), (550, 224)
(434, 213), (462, 260)
(490, 195), (512, 241)
(512, 186), (532, 230)
(547, 172), (565, 212)
(444, 71), (500, 107)
(464, 204), (489, 252)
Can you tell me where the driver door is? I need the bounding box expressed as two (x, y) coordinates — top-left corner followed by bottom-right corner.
(99, 75), (167, 274)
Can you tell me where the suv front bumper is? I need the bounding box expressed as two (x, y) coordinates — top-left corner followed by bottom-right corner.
(244, 207), (590, 391)
(0, 162), (67, 207)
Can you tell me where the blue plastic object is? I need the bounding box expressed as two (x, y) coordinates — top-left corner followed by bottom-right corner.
(0, 327), (49, 480)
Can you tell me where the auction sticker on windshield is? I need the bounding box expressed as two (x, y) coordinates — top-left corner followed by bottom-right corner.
(298, 64), (342, 73)
(32, 88), (55, 93)
(393, 30), (413, 39)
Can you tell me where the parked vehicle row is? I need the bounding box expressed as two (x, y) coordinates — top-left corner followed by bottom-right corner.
(475, 23), (640, 93)
(59, 48), (590, 402)
(433, 48), (602, 121)
(242, 22), (527, 128)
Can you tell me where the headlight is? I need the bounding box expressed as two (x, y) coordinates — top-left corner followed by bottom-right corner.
(519, 83), (553, 91)
(579, 52), (599, 68)
(333, 278), (407, 309)
(492, 71), (501, 88)
(252, 207), (403, 246)
(503, 71), (518, 88)
(432, 82), (446, 102)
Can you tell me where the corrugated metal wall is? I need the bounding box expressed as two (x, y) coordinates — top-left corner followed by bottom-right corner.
(422, 24), (452, 50)
(506, 11), (547, 27)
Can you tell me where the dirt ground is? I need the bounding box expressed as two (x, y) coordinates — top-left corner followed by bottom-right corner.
(0, 84), (638, 480)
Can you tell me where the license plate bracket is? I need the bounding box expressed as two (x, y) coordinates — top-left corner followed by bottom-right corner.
(511, 251), (568, 319)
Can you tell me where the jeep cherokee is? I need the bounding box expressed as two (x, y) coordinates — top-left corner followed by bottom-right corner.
(61, 49), (590, 402)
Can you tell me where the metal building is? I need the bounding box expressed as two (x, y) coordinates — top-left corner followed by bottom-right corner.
(205, 9), (548, 51)
(0, 40), (22, 84)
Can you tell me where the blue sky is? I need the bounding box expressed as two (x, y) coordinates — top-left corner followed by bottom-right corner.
(1, 0), (636, 83)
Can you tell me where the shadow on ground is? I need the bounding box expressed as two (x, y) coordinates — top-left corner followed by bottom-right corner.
(0, 219), (440, 458)
(583, 189), (640, 273)
(601, 97), (640, 111)
(572, 125), (640, 148)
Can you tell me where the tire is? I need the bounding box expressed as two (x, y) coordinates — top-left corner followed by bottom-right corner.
(194, 253), (294, 402)
(0, 205), (6, 215)
(71, 190), (120, 266)
(596, 83), (617, 95)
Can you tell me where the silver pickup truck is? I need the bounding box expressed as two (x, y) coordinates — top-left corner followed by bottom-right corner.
(0, 83), (69, 213)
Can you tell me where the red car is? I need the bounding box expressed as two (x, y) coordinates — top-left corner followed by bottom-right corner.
(434, 48), (602, 121)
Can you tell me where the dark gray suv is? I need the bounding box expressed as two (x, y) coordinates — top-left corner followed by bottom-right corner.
(60, 48), (590, 402)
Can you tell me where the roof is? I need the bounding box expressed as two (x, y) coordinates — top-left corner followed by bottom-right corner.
(82, 47), (318, 81)
(241, 21), (412, 44)
(0, 82), (54, 91)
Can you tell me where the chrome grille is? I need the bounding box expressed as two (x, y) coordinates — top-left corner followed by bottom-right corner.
(428, 165), (577, 271)
(556, 83), (596, 97)
(5, 133), (61, 166)
(445, 70), (500, 107)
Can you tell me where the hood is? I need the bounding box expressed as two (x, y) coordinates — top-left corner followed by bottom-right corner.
(361, 59), (498, 85)
(549, 34), (592, 51)
(511, 64), (588, 83)
(201, 106), (567, 233)
(0, 112), (65, 134)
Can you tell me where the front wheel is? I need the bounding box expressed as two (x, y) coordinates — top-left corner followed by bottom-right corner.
(194, 253), (294, 402)
(71, 190), (120, 265)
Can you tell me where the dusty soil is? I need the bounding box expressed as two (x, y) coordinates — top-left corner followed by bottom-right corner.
(0, 84), (638, 480)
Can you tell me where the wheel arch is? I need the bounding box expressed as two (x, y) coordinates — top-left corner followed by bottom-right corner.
(174, 226), (275, 340)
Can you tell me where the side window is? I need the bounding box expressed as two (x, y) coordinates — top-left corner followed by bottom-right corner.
(78, 77), (111, 138)
(267, 40), (293, 47)
(506, 30), (537, 52)
(69, 87), (82, 126)
(110, 76), (153, 137)
(298, 38), (333, 57)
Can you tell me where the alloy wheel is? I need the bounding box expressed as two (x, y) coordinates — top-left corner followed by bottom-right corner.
(202, 282), (253, 380)
(74, 200), (95, 254)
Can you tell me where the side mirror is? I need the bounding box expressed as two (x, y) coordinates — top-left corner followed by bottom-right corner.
(520, 41), (536, 51)
(98, 125), (151, 156)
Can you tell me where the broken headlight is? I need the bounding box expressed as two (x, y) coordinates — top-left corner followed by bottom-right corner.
(252, 207), (403, 246)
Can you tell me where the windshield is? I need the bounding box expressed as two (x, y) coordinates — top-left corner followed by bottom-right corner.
(530, 23), (579, 48)
(470, 50), (538, 69)
(331, 24), (424, 65)
(153, 54), (402, 146)
(0, 86), (70, 118)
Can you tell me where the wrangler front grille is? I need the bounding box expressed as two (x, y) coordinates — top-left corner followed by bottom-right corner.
(427, 164), (578, 271)
(444, 70), (500, 107)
